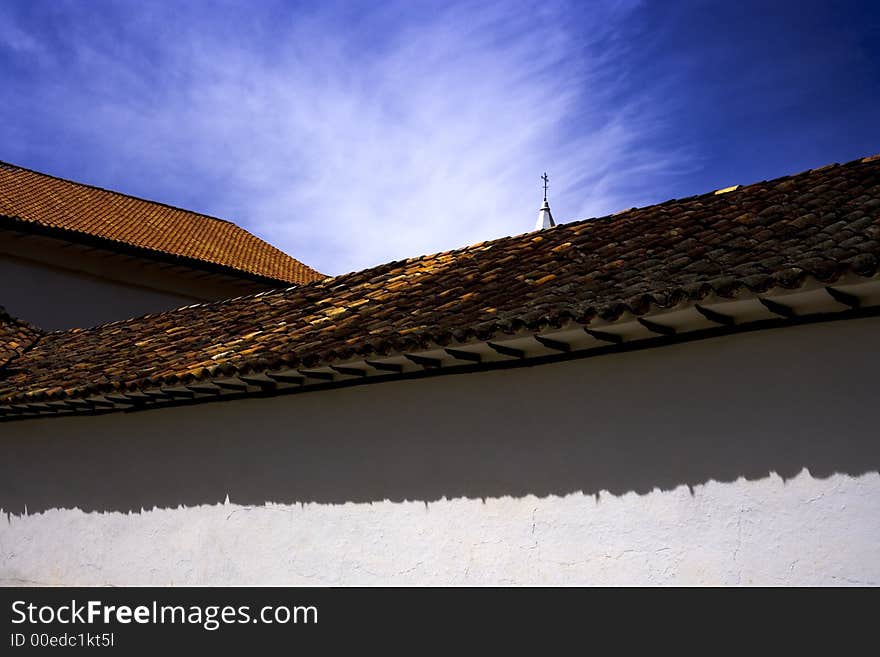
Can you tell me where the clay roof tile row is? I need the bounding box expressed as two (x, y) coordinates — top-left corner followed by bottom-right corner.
(1, 154), (879, 407)
(0, 161), (322, 284)
(0, 309), (42, 368)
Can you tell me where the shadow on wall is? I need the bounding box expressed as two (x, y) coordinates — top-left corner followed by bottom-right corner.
(1, 318), (879, 515)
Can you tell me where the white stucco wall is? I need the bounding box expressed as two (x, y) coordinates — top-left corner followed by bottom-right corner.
(0, 254), (200, 329)
(2, 317), (879, 585)
(0, 234), (266, 329)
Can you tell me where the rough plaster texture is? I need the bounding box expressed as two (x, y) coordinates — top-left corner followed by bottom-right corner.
(1, 317), (879, 585)
(2, 472), (879, 586)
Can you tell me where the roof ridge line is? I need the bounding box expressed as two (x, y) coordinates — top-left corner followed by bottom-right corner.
(0, 159), (236, 225)
(365, 155), (871, 267)
(561, 154), (878, 229)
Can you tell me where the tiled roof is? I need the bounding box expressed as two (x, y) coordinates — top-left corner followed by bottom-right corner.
(1, 154), (879, 415)
(0, 308), (42, 368)
(0, 161), (323, 285)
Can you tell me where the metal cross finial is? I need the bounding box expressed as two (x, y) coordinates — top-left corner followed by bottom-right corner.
(541, 172), (549, 201)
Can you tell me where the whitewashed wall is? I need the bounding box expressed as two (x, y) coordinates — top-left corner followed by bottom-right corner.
(2, 317), (879, 585)
(0, 234), (265, 329)
(0, 254), (200, 329)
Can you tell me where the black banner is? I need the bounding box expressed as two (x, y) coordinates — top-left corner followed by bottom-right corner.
(0, 585), (869, 651)
(0, 586), (591, 651)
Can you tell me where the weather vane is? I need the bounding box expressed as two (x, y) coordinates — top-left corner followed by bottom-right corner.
(541, 172), (549, 201)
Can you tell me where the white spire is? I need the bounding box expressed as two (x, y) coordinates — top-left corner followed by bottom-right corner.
(535, 198), (555, 230)
(535, 172), (555, 230)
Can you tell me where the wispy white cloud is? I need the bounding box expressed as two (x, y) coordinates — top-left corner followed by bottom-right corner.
(0, 17), (42, 55)
(3, 0), (697, 275)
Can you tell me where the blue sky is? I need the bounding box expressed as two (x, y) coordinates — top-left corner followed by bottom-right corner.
(1, 0), (878, 276)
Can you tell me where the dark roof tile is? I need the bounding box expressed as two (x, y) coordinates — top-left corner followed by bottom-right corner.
(1, 154), (879, 406)
(0, 308), (42, 367)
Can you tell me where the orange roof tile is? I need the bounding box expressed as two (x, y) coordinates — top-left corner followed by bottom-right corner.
(0, 161), (323, 285)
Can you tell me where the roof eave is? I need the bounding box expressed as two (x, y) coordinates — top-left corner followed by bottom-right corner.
(3, 273), (878, 422)
(0, 214), (320, 288)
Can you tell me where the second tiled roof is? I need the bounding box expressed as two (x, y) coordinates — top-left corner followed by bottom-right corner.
(0, 160), (323, 284)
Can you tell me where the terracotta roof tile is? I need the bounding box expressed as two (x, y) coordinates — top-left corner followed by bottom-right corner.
(1, 154), (879, 408)
(0, 161), (323, 284)
(0, 308), (42, 367)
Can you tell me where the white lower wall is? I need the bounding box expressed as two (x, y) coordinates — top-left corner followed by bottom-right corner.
(2, 471), (878, 586)
(2, 317), (880, 585)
